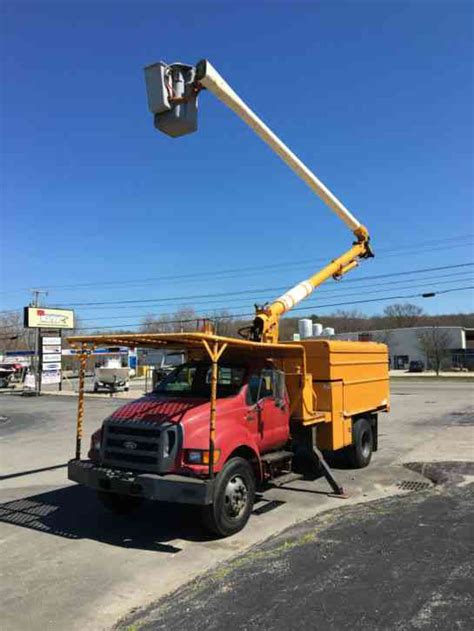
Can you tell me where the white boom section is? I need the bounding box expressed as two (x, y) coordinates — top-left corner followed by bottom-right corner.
(198, 60), (362, 233)
(273, 280), (314, 314)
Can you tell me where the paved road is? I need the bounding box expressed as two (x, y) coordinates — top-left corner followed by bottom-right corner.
(128, 469), (474, 631)
(0, 383), (473, 630)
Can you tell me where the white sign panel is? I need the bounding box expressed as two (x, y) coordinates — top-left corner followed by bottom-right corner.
(24, 372), (36, 389)
(42, 337), (61, 346)
(43, 344), (62, 354)
(41, 362), (61, 371)
(42, 353), (62, 363)
(42, 370), (61, 385)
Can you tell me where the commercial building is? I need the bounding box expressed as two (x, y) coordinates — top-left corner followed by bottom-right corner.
(334, 326), (474, 370)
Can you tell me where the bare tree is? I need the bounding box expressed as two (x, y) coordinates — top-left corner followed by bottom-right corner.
(328, 309), (367, 333)
(209, 311), (236, 337)
(0, 311), (31, 353)
(417, 327), (452, 375)
(140, 306), (199, 333)
(383, 303), (424, 328)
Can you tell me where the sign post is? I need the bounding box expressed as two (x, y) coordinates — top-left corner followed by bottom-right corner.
(24, 306), (75, 395)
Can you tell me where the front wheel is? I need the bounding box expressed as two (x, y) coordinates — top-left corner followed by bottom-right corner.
(202, 457), (256, 537)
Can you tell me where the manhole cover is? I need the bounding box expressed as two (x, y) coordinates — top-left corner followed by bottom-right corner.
(397, 480), (431, 492)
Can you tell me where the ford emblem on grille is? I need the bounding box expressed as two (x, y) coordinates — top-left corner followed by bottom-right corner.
(123, 440), (138, 450)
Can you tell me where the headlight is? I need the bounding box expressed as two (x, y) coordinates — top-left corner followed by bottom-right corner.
(90, 429), (102, 452)
(184, 449), (220, 465)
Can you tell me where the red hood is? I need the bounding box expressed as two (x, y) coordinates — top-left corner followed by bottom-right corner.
(109, 395), (206, 424)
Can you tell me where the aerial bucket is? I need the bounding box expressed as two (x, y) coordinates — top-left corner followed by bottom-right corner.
(144, 61), (198, 137)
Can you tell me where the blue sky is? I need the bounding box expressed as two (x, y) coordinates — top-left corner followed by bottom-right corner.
(1, 0), (473, 330)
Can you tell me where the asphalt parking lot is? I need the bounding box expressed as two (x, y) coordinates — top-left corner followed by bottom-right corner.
(1, 382), (473, 630)
(127, 468), (474, 631)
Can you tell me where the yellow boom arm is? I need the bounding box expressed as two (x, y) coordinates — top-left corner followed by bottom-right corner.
(194, 60), (373, 342)
(145, 59), (373, 342)
(253, 230), (372, 343)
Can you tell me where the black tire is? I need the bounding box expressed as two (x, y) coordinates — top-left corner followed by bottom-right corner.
(345, 417), (373, 468)
(202, 457), (256, 537)
(97, 490), (143, 515)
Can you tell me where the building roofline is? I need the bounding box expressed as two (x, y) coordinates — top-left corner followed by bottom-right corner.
(336, 325), (467, 336)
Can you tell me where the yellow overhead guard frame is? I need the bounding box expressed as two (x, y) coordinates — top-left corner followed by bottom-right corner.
(151, 59), (374, 343)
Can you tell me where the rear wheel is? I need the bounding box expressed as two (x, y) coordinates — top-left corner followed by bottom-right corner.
(97, 490), (143, 515)
(202, 457), (256, 537)
(345, 417), (373, 468)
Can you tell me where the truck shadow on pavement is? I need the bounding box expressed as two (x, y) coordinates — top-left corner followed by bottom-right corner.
(0, 485), (215, 553)
(0, 467), (349, 552)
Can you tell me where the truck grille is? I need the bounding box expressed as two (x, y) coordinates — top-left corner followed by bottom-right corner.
(101, 419), (180, 473)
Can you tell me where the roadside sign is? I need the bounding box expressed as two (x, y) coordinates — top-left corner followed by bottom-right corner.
(43, 344), (62, 354)
(39, 331), (63, 390)
(42, 370), (61, 385)
(24, 372), (36, 389)
(24, 307), (74, 329)
(41, 362), (61, 371)
(41, 352), (61, 363)
(42, 337), (61, 346)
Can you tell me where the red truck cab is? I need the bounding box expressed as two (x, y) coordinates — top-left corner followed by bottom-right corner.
(80, 360), (290, 536)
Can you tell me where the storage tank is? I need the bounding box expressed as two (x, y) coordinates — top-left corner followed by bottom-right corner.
(312, 323), (323, 337)
(322, 327), (335, 337)
(298, 319), (313, 339)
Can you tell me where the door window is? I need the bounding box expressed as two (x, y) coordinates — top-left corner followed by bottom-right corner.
(247, 369), (275, 405)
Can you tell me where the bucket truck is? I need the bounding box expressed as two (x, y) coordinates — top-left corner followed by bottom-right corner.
(67, 60), (388, 537)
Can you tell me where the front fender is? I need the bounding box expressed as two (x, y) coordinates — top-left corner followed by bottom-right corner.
(217, 426), (262, 472)
(181, 421), (261, 476)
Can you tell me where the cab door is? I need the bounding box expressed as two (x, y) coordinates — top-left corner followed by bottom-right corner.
(245, 369), (290, 453)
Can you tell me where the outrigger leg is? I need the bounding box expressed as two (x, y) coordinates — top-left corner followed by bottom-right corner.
(309, 427), (347, 498)
(312, 451), (345, 497)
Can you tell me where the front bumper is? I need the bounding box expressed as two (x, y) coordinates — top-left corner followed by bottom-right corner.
(68, 459), (214, 505)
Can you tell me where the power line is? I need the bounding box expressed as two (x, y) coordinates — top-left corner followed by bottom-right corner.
(0, 263), (473, 330)
(77, 274), (474, 322)
(1, 262), (472, 321)
(47, 262), (474, 308)
(67, 285), (473, 332)
(1, 234), (473, 296)
(1, 273), (470, 329)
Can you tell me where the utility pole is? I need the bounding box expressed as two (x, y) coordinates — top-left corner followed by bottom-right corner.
(29, 289), (48, 396)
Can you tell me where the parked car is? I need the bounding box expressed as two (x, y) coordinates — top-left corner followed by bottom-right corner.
(0, 365), (16, 388)
(408, 360), (424, 373)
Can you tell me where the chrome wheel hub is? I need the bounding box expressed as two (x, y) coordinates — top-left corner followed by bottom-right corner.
(361, 430), (371, 458)
(224, 475), (248, 518)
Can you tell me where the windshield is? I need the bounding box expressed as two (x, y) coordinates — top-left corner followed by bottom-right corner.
(154, 362), (246, 399)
